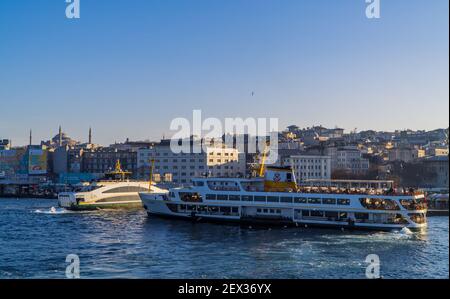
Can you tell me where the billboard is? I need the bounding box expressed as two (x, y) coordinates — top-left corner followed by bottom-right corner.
(28, 149), (47, 175)
(0, 148), (26, 176)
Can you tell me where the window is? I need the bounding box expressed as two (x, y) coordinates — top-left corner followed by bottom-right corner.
(241, 195), (253, 201)
(322, 198), (336, 205)
(267, 196), (279, 203)
(308, 198), (321, 204)
(294, 197), (307, 204)
(217, 194), (228, 201)
(254, 196), (266, 202)
(229, 195), (240, 201)
(325, 211), (339, 218)
(339, 212), (348, 219)
(355, 213), (369, 220)
(206, 194), (216, 200)
(310, 210), (324, 217)
(280, 197), (293, 203)
(337, 199), (350, 205)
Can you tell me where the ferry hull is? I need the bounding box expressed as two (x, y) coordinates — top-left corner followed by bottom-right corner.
(58, 192), (143, 211)
(141, 195), (426, 232)
(145, 212), (417, 232)
(65, 201), (143, 211)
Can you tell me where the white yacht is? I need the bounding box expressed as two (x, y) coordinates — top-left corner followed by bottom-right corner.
(139, 166), (427, 231)
(58, 160), (165, 210)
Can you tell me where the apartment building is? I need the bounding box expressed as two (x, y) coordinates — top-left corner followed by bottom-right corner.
(284, 155), (331, 183)
(137, 142), (245, 185)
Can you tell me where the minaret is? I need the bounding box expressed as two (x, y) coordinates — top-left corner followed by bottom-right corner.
(29, 129), (32, 146)
(58, 126), (62, 146)
(88, 127), (92, 144)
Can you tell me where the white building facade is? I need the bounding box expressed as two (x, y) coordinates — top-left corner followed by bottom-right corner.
(333, 147), (370, 174)
(137, 145), (245, 185)
(284, 155), (331, 183)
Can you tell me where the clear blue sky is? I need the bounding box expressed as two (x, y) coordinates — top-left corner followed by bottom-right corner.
(0, 0), (448, 146)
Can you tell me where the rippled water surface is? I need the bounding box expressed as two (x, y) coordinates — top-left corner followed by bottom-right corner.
(0, 198), (448, 278)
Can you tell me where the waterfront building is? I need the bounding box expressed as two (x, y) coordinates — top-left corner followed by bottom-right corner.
(421, 155), (449, 189)
(326, 146), (370, 175)
(137, 140), (245, 185)
(388, 146), (425, 163)
(426, 146), (449, 157)
(110, 139), (157, 152)
(0, 147), (27, 178)
(284, 155), (331, 183)
(81, 148), (137, 178)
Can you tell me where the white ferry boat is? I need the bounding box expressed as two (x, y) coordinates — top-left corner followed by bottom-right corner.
(58, 160), (165, 210)
(139, 166), (427, 231)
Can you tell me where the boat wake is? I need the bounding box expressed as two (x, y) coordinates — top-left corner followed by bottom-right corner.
(400, 227), (413, 235)
(34, 207), (71, 214)
(387, 227), (415, 239)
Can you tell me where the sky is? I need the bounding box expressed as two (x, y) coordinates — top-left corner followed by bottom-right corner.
(0, 0), (448, 146)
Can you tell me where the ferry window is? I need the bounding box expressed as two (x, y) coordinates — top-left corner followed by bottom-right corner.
(269, 209), (275, 213)
(257, 208), (262, 213)
(220, 207), (231, 213)
(294, 197), (307, 204)
(232, 207), (238, 213)
(255, 196), (266, 202)
(301, 210), (310, 217)
(206, 194), (216, 200)
(217, 194), (228, 201)
(337, 199), (350, 205)
(229, 195), (240, 201)
(263, 209), (268, 213)
(280, 197), (293, 203)
(286, 173), (293, 182)
(322, 198), (336, 205)
(267, 196), (279, 203)
(311, 210), (324, 217)
(241, 195), (253, 201)
(325, 211), (338, 218)
(276, 209), (281, 214)
(308, 198), (321, 204)
(355, 213), (369, 220)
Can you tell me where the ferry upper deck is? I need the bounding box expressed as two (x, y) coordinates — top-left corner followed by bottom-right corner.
(188, 177), (424, 199)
